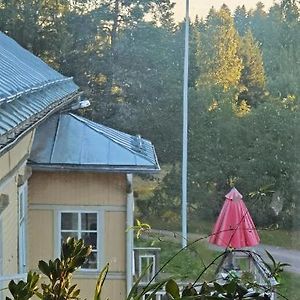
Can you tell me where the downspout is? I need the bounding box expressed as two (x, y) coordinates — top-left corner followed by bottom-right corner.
(126, 174), (134, 295)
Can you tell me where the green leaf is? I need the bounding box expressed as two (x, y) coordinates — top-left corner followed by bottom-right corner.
(224, 279), (237, 294)
(165, 279), (180, 299)
(182, 284), (197, 297)
(144, 280), (168, 300)
(265, 250), (276, 267)
(94, 263), (109, 300)
(212, 282), (225, 294)
(127, 264), (154, 300)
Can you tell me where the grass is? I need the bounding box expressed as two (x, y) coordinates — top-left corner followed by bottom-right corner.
(133, 170), (300, 250)
(136, 235), (300, 300)
(136, 238), (300, 299)
(141, 214), (300, 251)
(136, 237), (219, 282)
(133, 172), (300, 298)
(277, 272), (300, 300)
(258, 228), (300, 250)
(142, 215), (213, 236)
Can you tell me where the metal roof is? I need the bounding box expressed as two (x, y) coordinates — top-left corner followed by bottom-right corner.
(29, 113), (160, 173)
(0, 31), (79, 152)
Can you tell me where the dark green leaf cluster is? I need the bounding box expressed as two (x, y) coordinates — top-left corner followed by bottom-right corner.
(6, 238), (290, 300)
(6, 271), (40, 300)
(38, 238), (92, 300)
(7, 238), (92, 300)
(164, 278), (272, 299)
(264, 251), (291, 283)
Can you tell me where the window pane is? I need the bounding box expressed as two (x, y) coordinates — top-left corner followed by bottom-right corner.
(82, 232), (97, 249)
(82, 251), (97, 270)
(81, 213), (97, 230)
(61, 213), (78, 230)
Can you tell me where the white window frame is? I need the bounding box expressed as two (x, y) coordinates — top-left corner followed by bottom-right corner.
(139, 254), (156, 284)
(18, 182), (27, 274)
(58, 210), (101, 271)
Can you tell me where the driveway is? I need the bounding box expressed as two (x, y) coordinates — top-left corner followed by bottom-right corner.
(256, 244), (300, 274)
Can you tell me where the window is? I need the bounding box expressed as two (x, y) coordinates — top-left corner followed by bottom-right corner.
(139, 254), (156, 284)
(18, 183), (27, 274)
(59, 212), (99, 270)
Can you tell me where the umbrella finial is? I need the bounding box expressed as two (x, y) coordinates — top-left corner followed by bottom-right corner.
(228, 176), (239, 188)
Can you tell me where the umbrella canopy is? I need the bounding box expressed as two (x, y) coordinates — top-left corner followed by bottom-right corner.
(209, 187), (260, 248)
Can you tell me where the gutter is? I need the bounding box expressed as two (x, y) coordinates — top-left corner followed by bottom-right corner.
(28, 163), (160, 174)
(126, 174), (134, 295)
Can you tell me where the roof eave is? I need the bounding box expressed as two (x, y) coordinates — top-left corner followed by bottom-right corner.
(28, 162), (160, 174)
(0, 91), (81, 156)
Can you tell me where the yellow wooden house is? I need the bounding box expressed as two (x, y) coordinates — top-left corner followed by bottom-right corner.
(0, 32), (159, 299)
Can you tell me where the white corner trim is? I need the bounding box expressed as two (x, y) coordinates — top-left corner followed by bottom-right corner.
(126, 174), (134, 295)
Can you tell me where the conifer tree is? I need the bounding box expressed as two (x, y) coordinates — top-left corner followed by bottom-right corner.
(238, 30), (266, 106)
(196, 5), (243, 92)
(234, 5), (249, 36)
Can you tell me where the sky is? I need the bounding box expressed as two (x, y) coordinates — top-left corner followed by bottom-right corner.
(173, 0), (276, 21)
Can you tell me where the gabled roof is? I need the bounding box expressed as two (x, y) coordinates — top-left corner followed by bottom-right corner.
(29, 113), (160, 173)
(0, 32), (79, 152)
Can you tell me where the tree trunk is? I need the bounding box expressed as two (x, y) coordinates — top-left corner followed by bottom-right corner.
(104, 0), (119, 103)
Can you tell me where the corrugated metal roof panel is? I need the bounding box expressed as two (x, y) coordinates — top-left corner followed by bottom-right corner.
(0, 32), (65, 103)
(29, 113), (160, 173)
(0, 31), (79, 151)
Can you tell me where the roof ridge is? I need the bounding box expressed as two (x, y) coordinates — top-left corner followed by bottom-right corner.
(0, 77), (74, 105)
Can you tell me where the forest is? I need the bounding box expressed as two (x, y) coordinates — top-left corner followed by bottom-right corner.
(0, 0), (299, 229)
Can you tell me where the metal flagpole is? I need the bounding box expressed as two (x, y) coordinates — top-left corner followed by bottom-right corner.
(181, 0), (189, 249)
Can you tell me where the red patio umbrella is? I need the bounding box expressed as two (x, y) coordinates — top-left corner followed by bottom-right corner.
(209, 187), (260, 248)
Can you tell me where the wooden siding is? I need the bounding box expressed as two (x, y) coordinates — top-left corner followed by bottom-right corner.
(27, 210), (53, 268)
(29, 172), (126, 206)
(105, 212), (126, 272)
(1, 181), (18, 275)
(73, 278), (126, 300)
(0, 132), (34, 182)
(28, 171), (127, 299)
(0, 131), (34, 279)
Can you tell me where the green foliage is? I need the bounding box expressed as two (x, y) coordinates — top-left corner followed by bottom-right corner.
(128, 219), (151, 239)
(38, 237), (92, 300)
(238, 30), (266, 106)
(1, 0), (300, 232)
(196, 5), (243, 92)
(146, 96), (300, 229)
(264, 250), (291, 282)
(94, 263), (109, 300)
(7, 237), (290, 300)
(6, 271), (40, 300)
(234, 5), (249, 36)
(277, 271), (300, 300)
(7, 238), (91, 300)
(165, 277), (273, 299)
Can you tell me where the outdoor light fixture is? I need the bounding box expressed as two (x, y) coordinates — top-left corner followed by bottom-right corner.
(71, 96), (91, 110)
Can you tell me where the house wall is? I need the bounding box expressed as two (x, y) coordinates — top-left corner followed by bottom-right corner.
(0, 131), (35, 298)
(28, 171), (127, 299)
